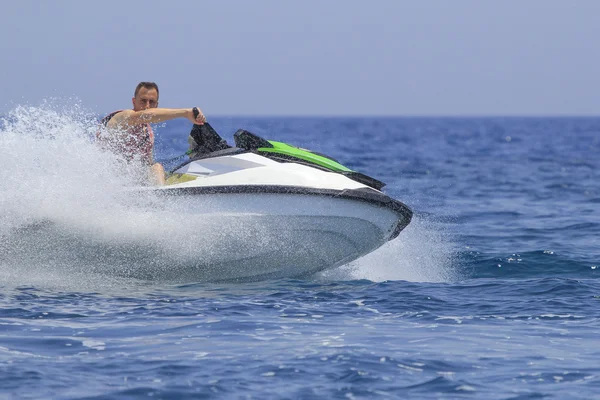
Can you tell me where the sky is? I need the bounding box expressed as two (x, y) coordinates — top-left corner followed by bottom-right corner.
(1, 0), (599, 116)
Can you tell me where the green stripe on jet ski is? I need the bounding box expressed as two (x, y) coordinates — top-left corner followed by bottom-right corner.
(258, 141), (352, 172)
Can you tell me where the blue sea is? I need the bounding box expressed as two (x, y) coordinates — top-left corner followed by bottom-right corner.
(1, 108), (599, 399)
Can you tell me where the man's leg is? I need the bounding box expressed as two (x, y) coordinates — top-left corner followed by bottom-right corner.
(150, 163), (166, 185)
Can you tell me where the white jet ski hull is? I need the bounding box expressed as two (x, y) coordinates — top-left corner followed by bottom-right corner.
(145, 189), (410, 281)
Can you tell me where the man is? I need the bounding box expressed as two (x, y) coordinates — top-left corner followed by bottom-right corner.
(99, 81), (207, 185)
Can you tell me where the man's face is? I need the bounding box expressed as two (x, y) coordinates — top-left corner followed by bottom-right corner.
(132, 87), (159, 111)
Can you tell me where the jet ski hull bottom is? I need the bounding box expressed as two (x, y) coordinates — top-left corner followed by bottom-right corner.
(1, 189), (410, 283)
(139, 189), (410, 282)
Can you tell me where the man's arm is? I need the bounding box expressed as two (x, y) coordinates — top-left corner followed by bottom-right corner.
(106, 108), (204, 129)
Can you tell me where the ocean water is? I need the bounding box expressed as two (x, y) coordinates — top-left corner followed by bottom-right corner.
(1, 106), (599, 399)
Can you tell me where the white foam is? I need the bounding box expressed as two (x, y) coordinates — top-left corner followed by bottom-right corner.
(0, 103), (141, 236)
(0, 103), (218, 289)
(319, 215), (458, 283)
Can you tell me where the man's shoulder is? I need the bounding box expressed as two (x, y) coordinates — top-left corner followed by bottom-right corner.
(102, 109), (133, 127)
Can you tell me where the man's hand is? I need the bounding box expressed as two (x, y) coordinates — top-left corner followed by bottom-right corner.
(189, 107), (207, 125)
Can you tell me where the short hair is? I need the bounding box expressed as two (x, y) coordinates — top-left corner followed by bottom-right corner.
(134, 82), (159, 99)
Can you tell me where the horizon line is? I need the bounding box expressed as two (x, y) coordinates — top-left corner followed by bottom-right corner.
(3, 111), (600, 119)
(205, 113), (600, 119)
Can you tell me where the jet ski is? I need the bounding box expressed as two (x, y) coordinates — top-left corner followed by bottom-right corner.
(142, 120), (413, 281)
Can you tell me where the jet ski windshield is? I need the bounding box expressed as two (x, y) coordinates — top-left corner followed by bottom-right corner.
(188, 123), (231, 157)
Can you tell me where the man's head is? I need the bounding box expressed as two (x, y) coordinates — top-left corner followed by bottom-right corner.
(132, 82), (159, 111)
